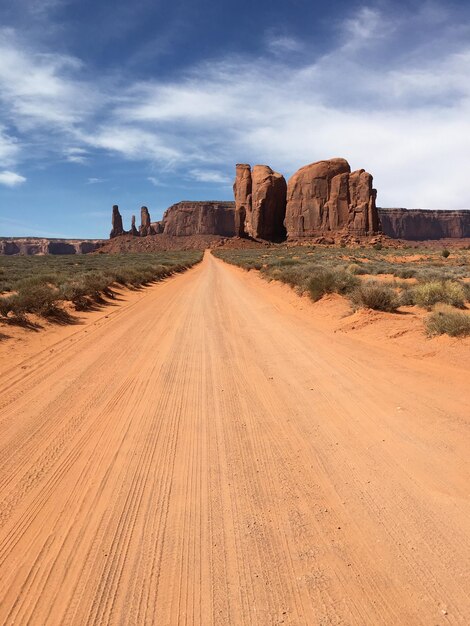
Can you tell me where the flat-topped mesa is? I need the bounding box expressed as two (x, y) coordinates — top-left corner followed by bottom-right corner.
(233, 164), (287, 240)
(284, 158), (380, 238)
(378, 208), (470, 240)
(110, 205), (124, 238)
(0, 238), (102, 255)
(162, 201), (236, 237)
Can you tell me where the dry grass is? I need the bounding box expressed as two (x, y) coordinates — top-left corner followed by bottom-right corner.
(213, 245), (470, 335)
(0, 251), (202, 324)
(425, 305), (470, 337)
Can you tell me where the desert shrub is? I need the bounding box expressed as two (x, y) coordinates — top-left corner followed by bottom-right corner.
(399, 286), (415, 306)
(347, 263), (367, 275)
(349, 281), (399, 312)
(307, 267), (359, 301)
(411, 280), (466, 309)
(0, 251), (202, 320)
(268, 266), (309, 289)
(463, 282), (470, 301)
(4, 284), (60, 317)
(373, 242), (383, 251)
(366, 263), (389, 275)
(270, 258), (298, 267)
(244, 261), (263, 271)
(395, 267), (416, 279)
(425, 305), (470, 337)
(0, 297), (13, 317)
(442, 249), (451, 258)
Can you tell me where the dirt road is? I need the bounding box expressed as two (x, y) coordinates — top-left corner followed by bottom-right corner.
(0, 251), (469, 625)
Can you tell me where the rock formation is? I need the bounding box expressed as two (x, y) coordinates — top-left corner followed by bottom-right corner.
(162, 202), (236, 237)
(151, 221), (164, 234)
(284, 158), (379, 238)
(378, 208), (470, 240)
(0, 238), (103, 255)
(140, 206), (153, 236)
(233, 164), (287, 240)
(110, 205), (124, 238)
(130, 215), (139, 236)
(233, 164), (252, 237)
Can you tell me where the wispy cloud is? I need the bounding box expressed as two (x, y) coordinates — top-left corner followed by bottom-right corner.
(147, 176), (169, 187)
(86, 177), (105, 184)
(65, 146), (89, 164)
(0, 170), (26, 187)
(266, 34), (304, 55)
(2, 4), (470, 207)
(342, 7), (383, 47)
(0, 127), (20, 166)
(0, 28), (95, 132)
(188, 168), (232, 184)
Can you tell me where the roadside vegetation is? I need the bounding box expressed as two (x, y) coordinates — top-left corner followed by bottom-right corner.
(213, 246), (470, 337)
(0, 251), (202, 326)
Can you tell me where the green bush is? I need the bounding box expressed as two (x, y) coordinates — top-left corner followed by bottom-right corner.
(0, 251), (202, 321)
(425, 305), (470, 337)
(411, 280), (466, 309)
(3, 284), (60, 317)
(307, 267), (359, 301)
(442, 249), (451, 258)
(395, 267), (416, 279)
(399, 286), (415, 306)
(347, 263), (367, 275)
(349, 281), (399, 312)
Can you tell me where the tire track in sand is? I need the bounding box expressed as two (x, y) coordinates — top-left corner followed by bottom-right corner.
(0, 251), (469, 625)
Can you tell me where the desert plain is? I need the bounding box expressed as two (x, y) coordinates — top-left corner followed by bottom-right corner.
(0, 241), (469, 625)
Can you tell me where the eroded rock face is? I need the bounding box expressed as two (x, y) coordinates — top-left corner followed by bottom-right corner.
(378, 208), (470, 240)
(151, 221), (164, 234)
(285, 158), (379, 238)
(233, 164), (252, 237)
(140, 206), (152, 236)
(233, 164), (287, 240)
(250, 165), (287, 240)
(130, 215), (139, 236)
(110, 205), (124, 238)
(162, 202), (236, 237)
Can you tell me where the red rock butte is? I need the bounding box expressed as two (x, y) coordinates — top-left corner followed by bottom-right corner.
(284, 158), (379, 237)
(108, 158), (470, 243)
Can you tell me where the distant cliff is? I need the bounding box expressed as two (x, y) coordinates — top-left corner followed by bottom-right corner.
(162, 201), (236, 237)
(378, 209), (470, 240)
(0, 238), (103, 255)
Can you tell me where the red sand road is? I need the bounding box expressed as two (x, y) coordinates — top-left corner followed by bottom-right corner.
(0, 251), (469, 625)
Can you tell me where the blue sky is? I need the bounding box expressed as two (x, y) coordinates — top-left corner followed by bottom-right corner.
(1, 0), (470, 238)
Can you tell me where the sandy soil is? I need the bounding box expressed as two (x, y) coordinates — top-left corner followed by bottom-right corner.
(0, 251), (469, 625)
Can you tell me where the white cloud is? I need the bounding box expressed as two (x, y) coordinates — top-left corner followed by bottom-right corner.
(2, 5), (470, 208)
(0, 128), (20, 166)
(147, 176), (169, 187)
(86, 177), (105, 184)
(0, 170), (27, 187)
(64, 146), (89, 164)
(189, 168), (232, 184)
(0, 28), (99, 133)
(84, 126), (181, 163)
(342, 7), (383, 47)
(266, 35), (304, 56)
